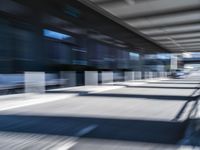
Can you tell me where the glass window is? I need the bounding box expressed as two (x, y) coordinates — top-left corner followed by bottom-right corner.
(43, 29), (71, 40)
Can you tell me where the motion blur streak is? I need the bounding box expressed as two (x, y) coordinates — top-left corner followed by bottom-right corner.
(0, 0), (200, 149)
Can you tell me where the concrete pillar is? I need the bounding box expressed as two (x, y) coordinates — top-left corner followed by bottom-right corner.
(153, 72), (156, 78)
(144, 72), (149, 79)
(135, 71), (141, 80)
(170, 54), (178, 70)
(165, 72), (168, 77)
(125, 71), (134, 81)
(25, 72), (45, 93)
(159, 72), (161, 78)
(101, 71), (113, 84)
(139, 54), (145, 79)
(85, 71), (98, 85)
(149, 72), (153, 79)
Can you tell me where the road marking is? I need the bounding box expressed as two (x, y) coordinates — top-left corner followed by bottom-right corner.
(0, 78), (168, 111)
(90, 86), (124, 94)
(0, 94), (76, 111)
(57, 125), (98, 150)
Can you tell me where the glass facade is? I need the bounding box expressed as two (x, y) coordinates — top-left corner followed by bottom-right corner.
(0, 12), (140, 73)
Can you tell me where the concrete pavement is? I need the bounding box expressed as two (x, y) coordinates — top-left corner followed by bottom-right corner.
(0, 77), (199, 149)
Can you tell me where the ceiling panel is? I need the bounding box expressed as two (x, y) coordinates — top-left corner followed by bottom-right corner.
(81, 0), (200, 52)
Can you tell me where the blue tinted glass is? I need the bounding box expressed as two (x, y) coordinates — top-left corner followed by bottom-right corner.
(43, 29), (71, 40)
(129, 52), (139, 60)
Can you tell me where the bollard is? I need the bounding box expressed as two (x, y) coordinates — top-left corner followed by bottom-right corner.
(85, 71), (98, 85)
(101, 71), (113, 84)
(25, 72), (45, 94)
(125, 71), (134, 81)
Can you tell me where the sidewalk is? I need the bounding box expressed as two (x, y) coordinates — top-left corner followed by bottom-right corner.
(0, 77), (198, 149)
(0, 78), (168, 111)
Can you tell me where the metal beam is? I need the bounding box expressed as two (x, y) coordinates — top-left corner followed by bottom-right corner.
(95, 0), (155, 6)
(121, 5), (200, 20)
(138, 20), (200, 30)
(79, 0), (169, 52)
(154, 36), (200, 42)
(149, 29), (200, 37)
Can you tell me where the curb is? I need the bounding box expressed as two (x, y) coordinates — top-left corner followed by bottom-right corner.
(180, 91), (200, 147)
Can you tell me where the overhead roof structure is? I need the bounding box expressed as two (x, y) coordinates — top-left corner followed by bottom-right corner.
(7, 0), (170, 53)
(79, 0), (200, 53)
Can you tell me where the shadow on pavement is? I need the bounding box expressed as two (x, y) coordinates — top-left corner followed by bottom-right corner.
(0, 114), (187, 145)
(82, 93), (196, 101)
(47, 89), (196, 101)
(47, 90), (89, 95)
(148, 82), (199, 85)
(126, 86), (197, 89)
(173, 85), (200, 121)
(182, 118), (200, 146)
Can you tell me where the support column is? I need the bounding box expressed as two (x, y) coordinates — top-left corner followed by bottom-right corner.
(101, 71), (113, 84)
(125, 71), (134, 81)
(170, 54), (178, 70)
(85, 71), (98, 85)
(139, 54), (145, 79)
(25, 72), (45, 93)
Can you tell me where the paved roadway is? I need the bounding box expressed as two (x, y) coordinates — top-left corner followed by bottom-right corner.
(0, 75), (199, 149)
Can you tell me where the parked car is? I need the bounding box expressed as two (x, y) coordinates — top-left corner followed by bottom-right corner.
(170, 69), (186, 79)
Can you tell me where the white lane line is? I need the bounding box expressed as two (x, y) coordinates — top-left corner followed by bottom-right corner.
(57, 125), (98, 150)
(90, 86), (124, 94)
(0, 94), (77, 111)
